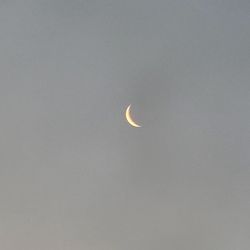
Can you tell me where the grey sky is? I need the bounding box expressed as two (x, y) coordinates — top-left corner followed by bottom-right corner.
(0, 0), (250, 249)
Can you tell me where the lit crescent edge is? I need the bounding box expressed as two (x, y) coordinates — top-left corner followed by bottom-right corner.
(125, 105), (141, 128)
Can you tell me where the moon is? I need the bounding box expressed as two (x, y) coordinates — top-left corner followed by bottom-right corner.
(125, 105), (141, 128)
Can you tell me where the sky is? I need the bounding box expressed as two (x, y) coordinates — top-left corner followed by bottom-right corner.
(0, 0), (250, 249)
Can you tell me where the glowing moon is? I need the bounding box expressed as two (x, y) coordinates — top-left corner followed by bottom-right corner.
(125, 105), (141, 128)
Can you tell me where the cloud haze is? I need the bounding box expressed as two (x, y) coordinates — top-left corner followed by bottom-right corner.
(0, 0), (249, 249)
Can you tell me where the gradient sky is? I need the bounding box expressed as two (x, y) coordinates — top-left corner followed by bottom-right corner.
(0, 0), (250, 249)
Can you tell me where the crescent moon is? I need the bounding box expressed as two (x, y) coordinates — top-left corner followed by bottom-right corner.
(125, 105), (141, 128)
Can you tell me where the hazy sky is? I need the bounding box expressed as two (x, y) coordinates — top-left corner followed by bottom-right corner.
(0, 0), (250, 249)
